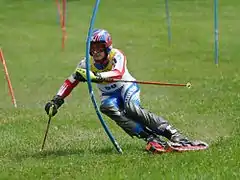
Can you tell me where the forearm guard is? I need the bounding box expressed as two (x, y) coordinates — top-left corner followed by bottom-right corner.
(51, 95), (64, 109)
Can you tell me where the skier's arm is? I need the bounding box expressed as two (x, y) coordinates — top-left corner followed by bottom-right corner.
(55, 71), (90, 99)
(44, 59), (86, 116)
(56, 58), (87, 99)
(56, 75), (79, 99)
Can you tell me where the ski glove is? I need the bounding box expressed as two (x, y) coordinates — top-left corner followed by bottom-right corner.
(74, 69), (87, 82)
(44, 95), (64, 117)
(92, 72), (104, 83)
(75, 68), (105, 83)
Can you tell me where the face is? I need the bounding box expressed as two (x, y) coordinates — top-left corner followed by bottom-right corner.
(90, 42), (106, 61)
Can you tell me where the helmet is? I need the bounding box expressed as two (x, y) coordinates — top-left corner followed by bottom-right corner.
(90, 29), (112, 53)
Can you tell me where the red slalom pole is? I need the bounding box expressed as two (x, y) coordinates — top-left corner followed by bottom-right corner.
(0, 48), (17, 107)
(75, 68), (191, 88)
(62, 0), (66, 28)
(56, 0), (67, 50)
(62, 0), (67, 50)
(56, 0), (63, 27)
(105, 79), (192, 88)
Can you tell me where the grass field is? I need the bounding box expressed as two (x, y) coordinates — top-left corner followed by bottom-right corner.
(0, 0), (239, 179)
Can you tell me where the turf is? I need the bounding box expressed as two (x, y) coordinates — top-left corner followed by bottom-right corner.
(0, 0), (239, 179)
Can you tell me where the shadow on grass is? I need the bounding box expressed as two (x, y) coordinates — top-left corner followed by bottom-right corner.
(33, 149), (85, 158)
(37, 147), (118, 158)
(12, 146), (120, 161)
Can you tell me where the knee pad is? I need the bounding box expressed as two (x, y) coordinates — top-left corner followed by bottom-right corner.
(124, 102), (141, 116)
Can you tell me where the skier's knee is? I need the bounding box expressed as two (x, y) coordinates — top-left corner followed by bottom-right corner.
(125, 99), (140, 110)
(125, 101), (140, 116)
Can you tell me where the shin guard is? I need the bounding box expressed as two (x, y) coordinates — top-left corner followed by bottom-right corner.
(125, 102), (179, 140)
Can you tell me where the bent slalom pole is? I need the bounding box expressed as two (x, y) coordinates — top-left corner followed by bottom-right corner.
(104, 79), (192, 88)
(85, 0), (123, 154)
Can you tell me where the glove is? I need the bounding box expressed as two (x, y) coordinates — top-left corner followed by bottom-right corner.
(74, 71), (87, 82)
(44, 95), (64, 117)
(75, 68), (104, 83)
(92, 72), (104, 83)
(45, 101), (58, 116)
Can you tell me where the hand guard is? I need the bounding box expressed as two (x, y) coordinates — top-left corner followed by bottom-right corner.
(74, 71), (87, 82)
(75, 68), (105, 83)
(44, 95), (64, 117)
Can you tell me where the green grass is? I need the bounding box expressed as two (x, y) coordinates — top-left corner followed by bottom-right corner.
(0, 0), (239, 179)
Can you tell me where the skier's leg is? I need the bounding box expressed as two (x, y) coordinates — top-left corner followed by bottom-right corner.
(121, 83), (208, 151)
(124, 102), (208, 151)
(100, 93), (167, 153)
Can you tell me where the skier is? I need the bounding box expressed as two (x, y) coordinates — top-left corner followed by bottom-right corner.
(45, 29), (208, 153)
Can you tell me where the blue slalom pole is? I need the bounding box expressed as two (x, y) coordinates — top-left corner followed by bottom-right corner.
(85, 0), (123, 154)
(214, 0), (219, 65)
(165, 0), (172, 45)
